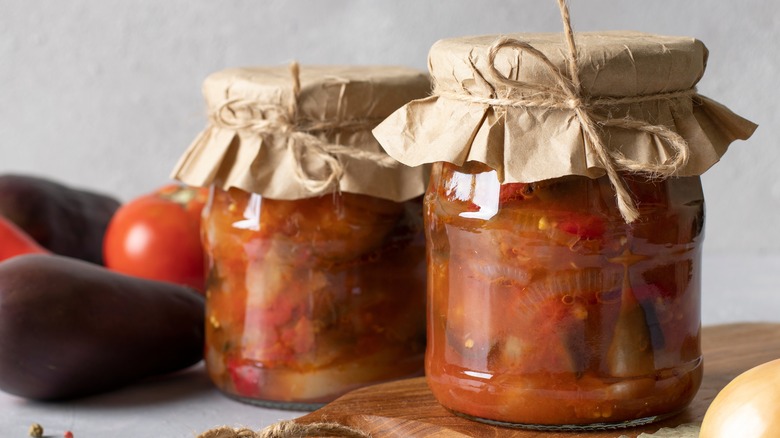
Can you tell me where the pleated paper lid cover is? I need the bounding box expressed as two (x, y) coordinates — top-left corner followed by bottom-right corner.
(172, 65), (430, 202)
(373, 31), (756, 184)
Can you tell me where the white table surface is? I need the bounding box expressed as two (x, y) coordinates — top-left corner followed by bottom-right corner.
(0, 363), (299, 438)
(1, 252), (777, 438)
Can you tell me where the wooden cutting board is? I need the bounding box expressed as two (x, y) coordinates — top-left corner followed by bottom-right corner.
(294, 323), (780, 437)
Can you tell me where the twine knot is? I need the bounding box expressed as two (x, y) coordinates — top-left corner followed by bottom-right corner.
(565, 97), (581, 109)
(209, 62), (397, 196)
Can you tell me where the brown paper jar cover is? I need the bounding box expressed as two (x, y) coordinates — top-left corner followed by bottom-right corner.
(172, 65), (431, 202)
(373, 31), (757, 184)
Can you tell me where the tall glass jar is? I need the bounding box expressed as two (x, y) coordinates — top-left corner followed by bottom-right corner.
(425, 161), (703, 427)
(203, 187), (426, 409)
(373, 30), (755, 429)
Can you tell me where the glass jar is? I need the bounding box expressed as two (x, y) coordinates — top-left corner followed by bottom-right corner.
(425, 161), (704, 428)
(203, 187), (426, 409)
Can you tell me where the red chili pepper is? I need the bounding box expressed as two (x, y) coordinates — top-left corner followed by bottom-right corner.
(0, 215), (49, 262)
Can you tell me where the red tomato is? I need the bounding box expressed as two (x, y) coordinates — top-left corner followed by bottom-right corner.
(103, 184), (208, 292)
(0, 215), (49, 261)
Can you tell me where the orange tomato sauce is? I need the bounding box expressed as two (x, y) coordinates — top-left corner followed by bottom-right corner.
(203, 188), (426, 407)
(425, 162), (703, 426)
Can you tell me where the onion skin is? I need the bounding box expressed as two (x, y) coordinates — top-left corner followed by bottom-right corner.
(700, 358), (780, 438)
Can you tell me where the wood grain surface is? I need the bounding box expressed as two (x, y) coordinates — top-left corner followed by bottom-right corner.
(295, 323), (780, 437)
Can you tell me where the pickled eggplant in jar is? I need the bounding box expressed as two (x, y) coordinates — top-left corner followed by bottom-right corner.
(372, 27), (755, 428)
(203, 188), (426, 408)
(425, 162), (703, 425)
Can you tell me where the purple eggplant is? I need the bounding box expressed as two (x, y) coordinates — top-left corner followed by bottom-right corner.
(0, 254), (205, 400)
(0, 174), (120, 264)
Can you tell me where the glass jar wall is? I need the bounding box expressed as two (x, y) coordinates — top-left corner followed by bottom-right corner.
(425, 161), (704, 428)
(203, 187), (426, 410)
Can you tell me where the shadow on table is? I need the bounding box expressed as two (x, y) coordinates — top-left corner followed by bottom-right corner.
(25, 362), (221, 410)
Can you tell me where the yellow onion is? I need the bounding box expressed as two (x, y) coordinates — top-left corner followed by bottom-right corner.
(700, 358), (780, 437)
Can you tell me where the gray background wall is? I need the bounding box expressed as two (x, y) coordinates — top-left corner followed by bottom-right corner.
(0, 0), (775, 255)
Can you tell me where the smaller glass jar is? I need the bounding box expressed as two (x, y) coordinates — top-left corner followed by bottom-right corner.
(425, 161), (703, 427)
(172, 65), (432, 409)
(203, 187), (426, 409)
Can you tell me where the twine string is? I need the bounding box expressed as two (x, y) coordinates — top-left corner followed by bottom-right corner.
(197, 421), (371, 438)
(209, 62), (396, 196)
(558, 0), (581, 94)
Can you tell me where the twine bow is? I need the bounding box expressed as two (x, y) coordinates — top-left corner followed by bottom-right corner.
(442, 0), (694, 222)
(210, 62), (396, 196)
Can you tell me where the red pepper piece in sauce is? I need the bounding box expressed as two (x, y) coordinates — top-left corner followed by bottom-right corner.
(557, 213), (606, 240)
(499, 183), (534, 205)
(226, 357), (263, 397)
